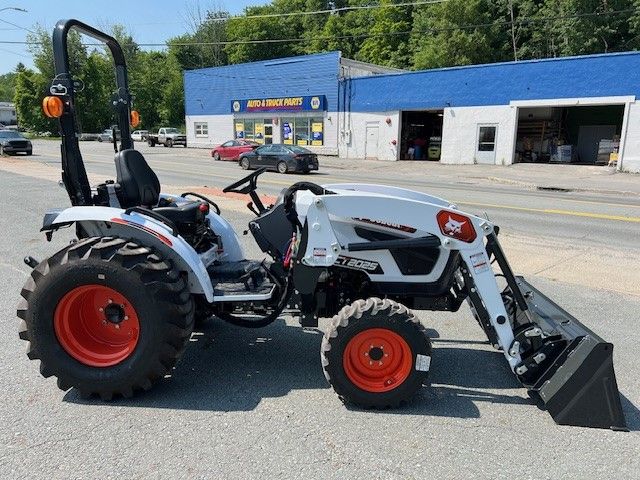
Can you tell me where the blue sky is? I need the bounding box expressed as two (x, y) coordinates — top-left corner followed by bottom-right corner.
(0, 0), (269, 74)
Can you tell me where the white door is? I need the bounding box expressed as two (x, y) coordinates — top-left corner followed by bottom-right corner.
(577, 125), (616, 164)
(365, 124), (379, 160)
(476, 124), (498, 164)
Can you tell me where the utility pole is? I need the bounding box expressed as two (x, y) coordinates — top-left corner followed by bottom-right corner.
(509, 0), (518, 61)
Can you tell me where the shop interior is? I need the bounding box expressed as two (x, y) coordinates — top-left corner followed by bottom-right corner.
(515, 105), (624, 165)
(399, 110), (444, 161)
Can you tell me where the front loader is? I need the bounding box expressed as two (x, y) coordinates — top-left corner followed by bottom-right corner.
(17, 19), (626, 430)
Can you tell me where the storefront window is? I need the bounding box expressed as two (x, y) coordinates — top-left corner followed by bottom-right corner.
(281, 117), (323, 146)
(234, 118), (267, 143)
(282, 118), (295, 145)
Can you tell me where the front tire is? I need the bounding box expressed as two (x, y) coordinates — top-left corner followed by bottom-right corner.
(321, 298), (431, 409)
(17, 237), (194, 400)
(167, 139), (173, 148)
(213, 152), (221, 161)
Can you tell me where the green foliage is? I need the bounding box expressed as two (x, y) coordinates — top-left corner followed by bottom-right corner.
(0, 71), (17, 102)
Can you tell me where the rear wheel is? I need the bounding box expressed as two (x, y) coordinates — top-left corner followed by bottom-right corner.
(240, 157), (250, 170)
(167, 139), (173, 148)
(17, 237), (194, 399)
(148, 140), (155, 147)
(321, 298), (431, 408)
(277, 161), (288, 174)
(213, 152), (221, 161)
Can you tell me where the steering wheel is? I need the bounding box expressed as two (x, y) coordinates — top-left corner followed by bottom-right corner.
(223, 167), (267, 194)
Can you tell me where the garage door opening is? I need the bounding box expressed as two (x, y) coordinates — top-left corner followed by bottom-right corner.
(400, 110), (443, 161)
(515, 105), (624, 165)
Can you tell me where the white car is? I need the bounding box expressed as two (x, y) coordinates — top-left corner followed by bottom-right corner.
(131, 130), (148, 142)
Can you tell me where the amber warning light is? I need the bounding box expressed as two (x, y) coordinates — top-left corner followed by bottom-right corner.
(436, 210), (477, 243)
(42, 96), (64, 118)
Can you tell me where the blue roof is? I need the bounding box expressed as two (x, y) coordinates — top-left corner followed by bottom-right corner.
(347, 51), (640, 112)
(185, 51), (341, 115)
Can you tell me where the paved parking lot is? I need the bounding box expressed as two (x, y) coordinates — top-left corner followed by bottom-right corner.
(0, 143), (639, 479)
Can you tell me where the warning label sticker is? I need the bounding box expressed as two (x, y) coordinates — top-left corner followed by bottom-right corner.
(415, 354), (431, 372)
(469, 252), (490, 274)
(313, 248), (327, 257)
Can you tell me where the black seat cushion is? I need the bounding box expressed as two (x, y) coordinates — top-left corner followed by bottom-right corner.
(155, 201), (202, 226)
(115, 149), (160, 208)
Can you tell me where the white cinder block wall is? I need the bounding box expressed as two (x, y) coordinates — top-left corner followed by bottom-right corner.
(186, 114), (234, 149)
(621, 102), (640, 172)
(440, 105), (517, 165)
(338, 111), (400, 161)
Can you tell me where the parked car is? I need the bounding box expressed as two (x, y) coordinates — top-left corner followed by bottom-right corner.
(211, 139), (259, 161)
(0, 130), (32, 155)
(98, 128), (120, 143)
(238, 144), (319, 174)
(79, 132), (100, 141)
(147, 127), (187, 147)
(131, 130), (149, 142)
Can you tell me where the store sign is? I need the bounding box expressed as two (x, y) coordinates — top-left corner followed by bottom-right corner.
(231, 95), (326, 113)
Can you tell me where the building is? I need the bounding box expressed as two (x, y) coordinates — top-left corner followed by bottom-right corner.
(0, 102), (17, 126)
(184, 52), (398, 155)
(184, 51), (640, 172)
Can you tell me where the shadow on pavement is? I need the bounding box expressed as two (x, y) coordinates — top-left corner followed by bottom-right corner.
(63, 320), (547, 422)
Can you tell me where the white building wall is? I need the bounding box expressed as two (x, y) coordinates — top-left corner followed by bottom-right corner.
(440, 105), (517, 165)
(621, 102), (640, 173)
(186, 114), (234, 149)
(338, 111), (400, 161)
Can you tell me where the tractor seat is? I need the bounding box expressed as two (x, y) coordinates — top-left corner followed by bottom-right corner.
(114, 149), (203, 226)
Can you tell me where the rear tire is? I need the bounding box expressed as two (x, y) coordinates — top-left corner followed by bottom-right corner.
(240, 157), (250, 170)
(167, 139), (173, 148)
(321, 298), (431, 409)
(148, 140), (155, 147)
(17, 237), (194, 400)
(277, 161), (288, 174)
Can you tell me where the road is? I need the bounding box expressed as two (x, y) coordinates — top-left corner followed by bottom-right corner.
(0, 142), (639, 479)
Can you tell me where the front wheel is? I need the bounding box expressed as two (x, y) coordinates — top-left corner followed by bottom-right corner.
(213, 152), (221, 161)
(321, 298), (431, 409)
(277, 161), (288, 174)
(17, 237), (194, 400)
(240, 157), (250, 170)
(167, 139), (173, 148)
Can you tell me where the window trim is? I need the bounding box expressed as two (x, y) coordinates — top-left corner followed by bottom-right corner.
(194, 122), (209, 138)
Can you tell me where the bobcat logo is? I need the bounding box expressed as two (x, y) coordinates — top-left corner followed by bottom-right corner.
(443, 216), (465, 235)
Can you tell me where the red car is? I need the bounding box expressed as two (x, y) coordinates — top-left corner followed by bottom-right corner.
(211, 140), (259, 161)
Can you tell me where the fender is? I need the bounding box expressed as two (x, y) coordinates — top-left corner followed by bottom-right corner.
(42, 206), (214, 302)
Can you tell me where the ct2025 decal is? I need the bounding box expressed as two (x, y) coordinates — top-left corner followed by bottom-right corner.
(335, 255), (384, 274)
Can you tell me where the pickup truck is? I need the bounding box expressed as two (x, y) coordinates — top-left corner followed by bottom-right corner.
(147, 128), (187, 147)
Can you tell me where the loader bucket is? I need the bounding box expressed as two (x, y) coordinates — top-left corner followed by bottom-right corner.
(515, 277), (627, 430)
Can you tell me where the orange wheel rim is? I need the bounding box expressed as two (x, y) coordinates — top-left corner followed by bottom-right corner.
(53, 285), (140, 367)
(343, 328), (412, 393)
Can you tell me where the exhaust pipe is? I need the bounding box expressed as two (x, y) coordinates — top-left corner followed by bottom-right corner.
(515, 277), (627, 431)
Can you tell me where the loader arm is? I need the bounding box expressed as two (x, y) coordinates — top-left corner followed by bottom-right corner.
(293, 187), (627, 430)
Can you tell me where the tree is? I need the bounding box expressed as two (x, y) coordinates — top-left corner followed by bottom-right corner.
(357, 0), (413, 68)
(410, 0), (503, 69)
(0, 72), (17, 102)
(14, 64), (54, 133)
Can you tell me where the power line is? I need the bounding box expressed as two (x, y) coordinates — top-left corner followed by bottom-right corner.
(126, 0), (451, 26)
(0, 17), (36, 35)
(0, 8), (636, 48)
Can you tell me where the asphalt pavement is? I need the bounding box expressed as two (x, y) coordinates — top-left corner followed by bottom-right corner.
(0, 143), (639, 479)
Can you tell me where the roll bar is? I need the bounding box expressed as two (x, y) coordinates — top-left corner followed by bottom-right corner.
(51, 19), (134, 206)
